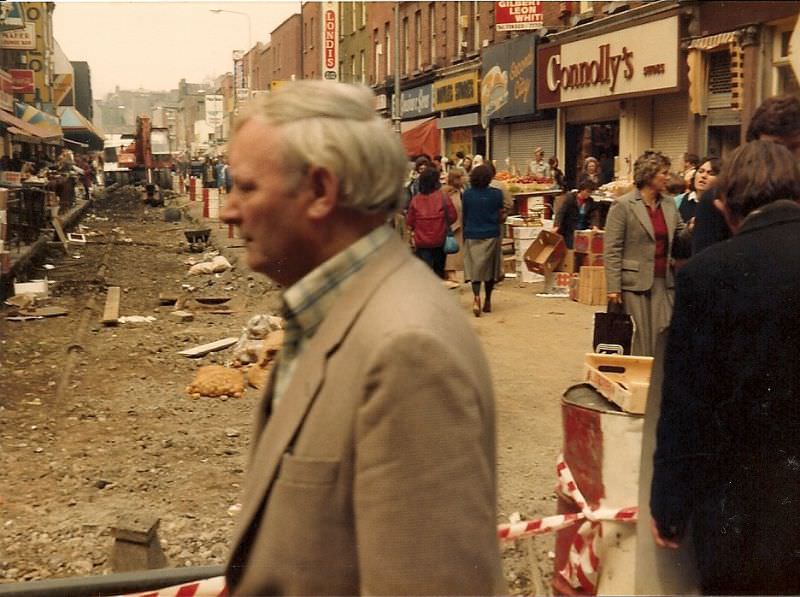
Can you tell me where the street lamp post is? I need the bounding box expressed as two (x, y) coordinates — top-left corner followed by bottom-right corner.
(209, 8), (252, 49)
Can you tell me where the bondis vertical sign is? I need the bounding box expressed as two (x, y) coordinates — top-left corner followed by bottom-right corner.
(322, 2), (339, 81)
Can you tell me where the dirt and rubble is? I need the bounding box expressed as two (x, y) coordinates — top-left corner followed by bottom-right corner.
(0, 187), (597, 594)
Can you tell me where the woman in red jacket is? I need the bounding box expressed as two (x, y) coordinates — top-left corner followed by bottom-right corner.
(406, 167), (457, 279)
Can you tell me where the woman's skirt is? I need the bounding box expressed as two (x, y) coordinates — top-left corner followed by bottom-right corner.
(622, 278), (674, 356)
(463, 237), (502, 283)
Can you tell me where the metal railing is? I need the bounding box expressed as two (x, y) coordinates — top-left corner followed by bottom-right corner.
(0, 565), (225, 597)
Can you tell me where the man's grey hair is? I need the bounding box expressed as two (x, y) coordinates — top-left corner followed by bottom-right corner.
(236, 81), (408, 214)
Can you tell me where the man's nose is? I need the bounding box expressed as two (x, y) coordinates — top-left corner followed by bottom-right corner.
(221, 193), (239, 224)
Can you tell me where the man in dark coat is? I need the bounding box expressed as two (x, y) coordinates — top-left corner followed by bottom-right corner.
(650, 140), (800, 594)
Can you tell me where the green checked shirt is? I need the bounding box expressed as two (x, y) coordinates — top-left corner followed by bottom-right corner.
(272, 225), (394, 406)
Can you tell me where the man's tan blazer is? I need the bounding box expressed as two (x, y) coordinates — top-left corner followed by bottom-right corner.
(226, 234), (505, 596)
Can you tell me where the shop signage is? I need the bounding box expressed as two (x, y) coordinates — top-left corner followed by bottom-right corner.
(8, 68), (34, 94)
(481, 34), (536, 127)
(374, 93), (388, 111)
(0, 69), (13, 111)
(433, 71), (479, 111)
(322, 2), (339, 81)
(0, 22), (35, 49)
(537, 16), (679, 108)
(205, 94), (224, 128)
(401, 84), (433, 119)
(495, 1), (543, 32)
(0, 3), (25, 31)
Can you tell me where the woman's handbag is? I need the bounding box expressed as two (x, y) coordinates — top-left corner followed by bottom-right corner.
(592, 301), (634, 355)
(440, 192), (459, 255)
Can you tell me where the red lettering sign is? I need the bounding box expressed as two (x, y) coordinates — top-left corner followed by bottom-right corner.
(495, 1), (543, 32)
(8, 69), (34, 94)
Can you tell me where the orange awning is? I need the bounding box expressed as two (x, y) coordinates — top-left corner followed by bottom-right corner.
(400, 117), (440, 159)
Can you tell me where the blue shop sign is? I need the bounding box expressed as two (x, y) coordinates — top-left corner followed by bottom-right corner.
(401, 84), (434, 119)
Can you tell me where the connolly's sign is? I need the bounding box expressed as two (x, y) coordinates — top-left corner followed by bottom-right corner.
(537, 16), (679, 108)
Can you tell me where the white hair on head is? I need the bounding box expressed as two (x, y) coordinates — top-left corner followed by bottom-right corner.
(235, 81), (408, 214)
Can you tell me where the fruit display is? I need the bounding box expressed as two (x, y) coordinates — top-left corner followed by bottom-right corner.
(494, 172), (558, 194)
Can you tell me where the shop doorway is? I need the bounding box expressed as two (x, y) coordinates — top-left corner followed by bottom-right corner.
(564, 121), (619, 189)
(707, 125), (740, 160)
(473, 133), (486, 160)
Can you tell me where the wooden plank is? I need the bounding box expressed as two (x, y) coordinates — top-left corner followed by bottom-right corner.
(178, 336), (239, 358)
(102, 286), (121, 326)
(51, 218), (70, 254)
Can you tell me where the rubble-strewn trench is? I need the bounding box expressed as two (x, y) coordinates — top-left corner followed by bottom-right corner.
(1, 187), (569, 595)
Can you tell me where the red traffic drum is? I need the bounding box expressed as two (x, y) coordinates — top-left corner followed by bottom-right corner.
(553, 383), (643, 596)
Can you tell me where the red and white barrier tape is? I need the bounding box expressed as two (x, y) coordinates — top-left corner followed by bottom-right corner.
(121, 456), (633, 596)
(497, 453), (637, 594)
(117, 575), (226, 597)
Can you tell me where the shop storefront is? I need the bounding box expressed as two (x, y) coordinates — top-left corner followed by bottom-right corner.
(399, 83), (439, 158)
(537, 12), (684, 185)
(433, 70), (483, 159)
(482, 34), (555, 174)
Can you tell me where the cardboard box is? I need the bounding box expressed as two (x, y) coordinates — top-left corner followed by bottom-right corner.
(513, 225), (541, 240)
(590, 231), (605, 255)
(573, 230), (605, 255)
(574, 230), (593, 253)
(523, 230), (566, 275)
(578, 266), (607, 305)
(503, 255), (516, 275)
(0, 188), (8, 209)
(558, 249), (576, 273)
(554, 272), (572, 289)
(515, 259), (545, 283)
(587, 253), (604, 267)
(569, 273), (580, 301)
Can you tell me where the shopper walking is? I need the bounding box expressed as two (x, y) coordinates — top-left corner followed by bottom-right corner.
(443, 166), (467, 283)
(406, 167), (457, 279)
(604, 150), (688, 356)
(462, 164), (504, 317)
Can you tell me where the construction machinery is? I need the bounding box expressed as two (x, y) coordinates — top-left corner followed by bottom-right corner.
(106, 115), (173, 189)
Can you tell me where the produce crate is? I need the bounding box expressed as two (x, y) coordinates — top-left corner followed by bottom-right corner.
(583, 353), (654, 414)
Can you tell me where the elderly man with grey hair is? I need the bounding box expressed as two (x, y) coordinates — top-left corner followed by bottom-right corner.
(221, 81), (504, 596)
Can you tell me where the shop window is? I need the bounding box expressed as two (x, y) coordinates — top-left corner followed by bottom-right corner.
(707, 51), (732, 109)
(772, 27), (800, 97)
(403, 17), (410, 75)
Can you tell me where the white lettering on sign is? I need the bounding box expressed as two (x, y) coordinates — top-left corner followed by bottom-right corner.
(324, 10), (336, 69)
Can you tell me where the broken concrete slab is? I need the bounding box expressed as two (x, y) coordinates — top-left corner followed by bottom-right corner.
(178, 336), (238, 358)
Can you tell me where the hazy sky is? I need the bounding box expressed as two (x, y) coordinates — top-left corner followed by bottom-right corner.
(52, 0), (299, 99)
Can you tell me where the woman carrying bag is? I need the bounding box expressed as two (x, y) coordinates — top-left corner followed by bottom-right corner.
(603, 151), (689, 356)
(406, 167), (457, 279)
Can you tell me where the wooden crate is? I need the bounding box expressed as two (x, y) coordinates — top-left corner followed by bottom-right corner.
(583, 353), (654, 414)
(578, 266), (606, 305)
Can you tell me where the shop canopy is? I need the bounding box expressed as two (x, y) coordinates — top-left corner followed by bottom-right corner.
(400, 117), (440, 160)
(0, 107), (56, 144)
(58, 106), (104, 151)
(14, 101), (63, 144)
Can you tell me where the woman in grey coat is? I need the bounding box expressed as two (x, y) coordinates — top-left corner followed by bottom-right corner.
(603, 151), (688, 356)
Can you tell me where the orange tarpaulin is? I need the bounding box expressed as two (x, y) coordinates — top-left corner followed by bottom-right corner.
(401, 117), (440, 159)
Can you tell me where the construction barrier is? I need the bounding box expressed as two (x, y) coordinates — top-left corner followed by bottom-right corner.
(189, 177), (197, 202)
(118, 575), (226, 597)
(202, 188), (209, 218)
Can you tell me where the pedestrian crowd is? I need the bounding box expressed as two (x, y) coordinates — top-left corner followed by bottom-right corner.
(215, 79), (800, 596)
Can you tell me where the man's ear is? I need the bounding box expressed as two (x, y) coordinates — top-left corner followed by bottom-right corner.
(305, 166), (339, 220)
(714, 197), (740, 234)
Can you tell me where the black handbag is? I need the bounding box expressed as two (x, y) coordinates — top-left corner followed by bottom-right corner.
(592, 302), (634, 355)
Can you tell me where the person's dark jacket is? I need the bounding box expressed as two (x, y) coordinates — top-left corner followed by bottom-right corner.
(554, 191), (602, 249)
(462, 186), (504, 239)
(651, 200), (800, 594)
(690, 187), (730, 254)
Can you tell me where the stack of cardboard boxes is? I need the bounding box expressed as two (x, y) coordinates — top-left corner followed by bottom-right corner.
(562, 230), (607, 305)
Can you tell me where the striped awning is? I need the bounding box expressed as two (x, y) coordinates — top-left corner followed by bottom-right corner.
(14, 101), (62, 139)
